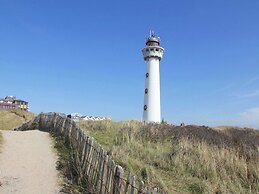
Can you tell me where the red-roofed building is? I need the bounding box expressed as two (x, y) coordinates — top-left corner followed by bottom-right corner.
(0, 96), (29, 111)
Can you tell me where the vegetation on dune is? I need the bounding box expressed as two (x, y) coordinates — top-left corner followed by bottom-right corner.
(79, 120), (259, 194)
(1, 109), (257, 193)
(0, 109), (34, 130)
(53, 133), (92, 194)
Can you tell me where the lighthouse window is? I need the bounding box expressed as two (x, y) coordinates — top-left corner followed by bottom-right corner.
(144, 105), (147, 111)
(146, 73), (149, 78)
(145, 88), (148, 94)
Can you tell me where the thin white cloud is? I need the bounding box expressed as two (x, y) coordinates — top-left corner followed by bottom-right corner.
(214, 83), (233, 93)
(239, 90), (259, 98)
(243, 74), (259, 87)
(238, 107), (259, 128)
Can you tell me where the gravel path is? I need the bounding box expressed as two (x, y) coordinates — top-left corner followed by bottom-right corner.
(0, 130), (61, 194)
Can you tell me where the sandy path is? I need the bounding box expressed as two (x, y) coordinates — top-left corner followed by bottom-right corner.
(0, 130), (61, 194)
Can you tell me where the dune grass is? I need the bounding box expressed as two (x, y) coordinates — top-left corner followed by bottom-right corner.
(0, 109), (34, 130)
(79, 120), (259, 194)
(52, 132), (92, 194)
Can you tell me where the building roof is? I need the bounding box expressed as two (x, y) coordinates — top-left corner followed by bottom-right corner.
(15, 99), (28, 103)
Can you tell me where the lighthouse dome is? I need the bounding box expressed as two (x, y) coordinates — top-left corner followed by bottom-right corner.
(146, 32), (160, 46)
(146, 37), (160, 46)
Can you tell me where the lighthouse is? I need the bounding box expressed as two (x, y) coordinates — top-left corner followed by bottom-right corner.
(142, 31), (164, 123)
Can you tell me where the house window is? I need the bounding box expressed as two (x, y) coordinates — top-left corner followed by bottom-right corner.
(145, 88), (148, 94)
(156, 48), (159, 51)
(144, 105), (147, 111)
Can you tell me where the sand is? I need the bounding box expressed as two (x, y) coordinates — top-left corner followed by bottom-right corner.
(0, 130), (61, 194)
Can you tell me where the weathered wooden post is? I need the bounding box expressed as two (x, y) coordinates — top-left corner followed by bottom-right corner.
(145, 186), (151, 194)
(114, 165), (124, 194)
(95, 147), (104, 189)
(138, 181), (144, 194)
(105, 157), (113, 193)
(100, 154), (108, 194)
(124, 172), (131, 194)
(86, 137), (94, 175)
(130, 176), (136, 194)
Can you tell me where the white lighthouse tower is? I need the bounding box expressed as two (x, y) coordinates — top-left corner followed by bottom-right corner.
(142, 31), (164, 123)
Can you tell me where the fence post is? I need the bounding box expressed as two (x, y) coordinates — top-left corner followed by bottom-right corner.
(111, 160), (116, 192)
(130, 176), (136, 194)
(100, 154), (108, 194)
(105, 157), (113, 193)
(95, 146), (104, 189)
(61, 118), (66, 134)
(145, 186), (151, 194)
(138, 181), (144, 194)
(124, 172), (131, 194)
(114, 165), (124, 194)
(86, 137), (94, 175)
(81, 136), (89, 174)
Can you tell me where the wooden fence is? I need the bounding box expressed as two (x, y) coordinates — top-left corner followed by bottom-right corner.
(14, 112), (165, 194)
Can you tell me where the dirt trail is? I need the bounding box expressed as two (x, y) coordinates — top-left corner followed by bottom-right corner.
(0, 130), (61, 194)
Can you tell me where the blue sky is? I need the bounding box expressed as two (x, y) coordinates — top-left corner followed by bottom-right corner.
(1, 0), (259, 128)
